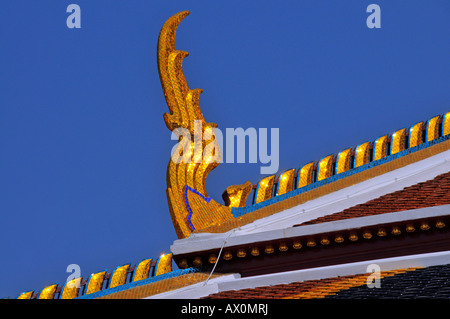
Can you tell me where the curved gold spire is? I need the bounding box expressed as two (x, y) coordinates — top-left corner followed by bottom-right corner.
(158, 11), (250, 238)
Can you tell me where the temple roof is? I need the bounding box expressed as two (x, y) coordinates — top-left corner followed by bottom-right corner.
(148, 250), (450, 299)
(171, 145), (450, 260)
(204, 263), (450, 299)
(11, 11), (450, 300)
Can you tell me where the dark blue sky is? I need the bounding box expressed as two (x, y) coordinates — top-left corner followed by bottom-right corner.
(1, 1), (449, 298)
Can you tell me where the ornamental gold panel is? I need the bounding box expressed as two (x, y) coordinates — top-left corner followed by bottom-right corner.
(443, 112), (450, 136)
(255, 175), (275, 204)
(17, 291), (33, 299)
(297, 162), (315, 188)
(335, 148), (352, 174)
(133, 259), (152, 282)
(109, 264), (130, 289)
(155, 253), (173, 276)
(373, 135), (388, 161)
(391, 128), (406, 155)
(408, 122), (423, 148)
(38, 284), (57, 299)
(276, 169), (296, 196)
(354, 142), (371, 168)
(60, 278), (82, 299)
(317, 155), (333, 181)
(85, 271), (106, 295)
(426, 115), (440, 142)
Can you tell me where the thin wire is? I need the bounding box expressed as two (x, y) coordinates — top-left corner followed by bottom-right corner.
(203, 229), (236, 286)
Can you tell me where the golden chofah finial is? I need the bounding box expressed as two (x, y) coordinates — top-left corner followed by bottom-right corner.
(157, 11), (251, 238)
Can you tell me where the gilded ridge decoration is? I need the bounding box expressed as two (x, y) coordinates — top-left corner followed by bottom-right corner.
(17, 254), (175, 299)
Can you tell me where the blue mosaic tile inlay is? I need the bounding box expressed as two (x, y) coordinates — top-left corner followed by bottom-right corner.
(184, 185), (211, 231)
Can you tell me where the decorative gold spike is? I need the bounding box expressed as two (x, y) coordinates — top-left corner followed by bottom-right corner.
(155, 253), (173, 276)
(317, 155), (333, 181)
(335, 148), (352, 174)
(109, 264), (129, 288)
(426, 115), (441, 142)
(409, 122), (423, 148)
(255, 175), (275, 204)
(17, 291), (34, 299)
(377, 228), (387, 237)
(406, 224), (415, 232)
(133, 259), (152, 282)
(38, 284), (58, 299)
(85, 271), (106, 295)
(373, 135), (388, 161)
(297, 162), (315, 188)
(60, 277), (81, 299)
(391, 128), (406, 155)
(276, 169), (296, 196)
(443, 112), (450, 136)
(354, 142), (371, 168)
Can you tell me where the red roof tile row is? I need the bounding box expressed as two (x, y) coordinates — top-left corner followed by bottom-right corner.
(203, 269), (418, 299)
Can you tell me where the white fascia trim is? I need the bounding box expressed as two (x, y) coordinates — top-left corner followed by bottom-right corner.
(147, 250), (450, 299)
(171, 149), (450, 255)
(171, 204), (450, 256)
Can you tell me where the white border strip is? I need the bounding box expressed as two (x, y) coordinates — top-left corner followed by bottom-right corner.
(148, 250), (450, 299)
(171, 204), (450, 255)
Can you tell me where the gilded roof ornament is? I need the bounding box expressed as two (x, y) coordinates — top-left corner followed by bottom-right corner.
(158, 11), (251, 238)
